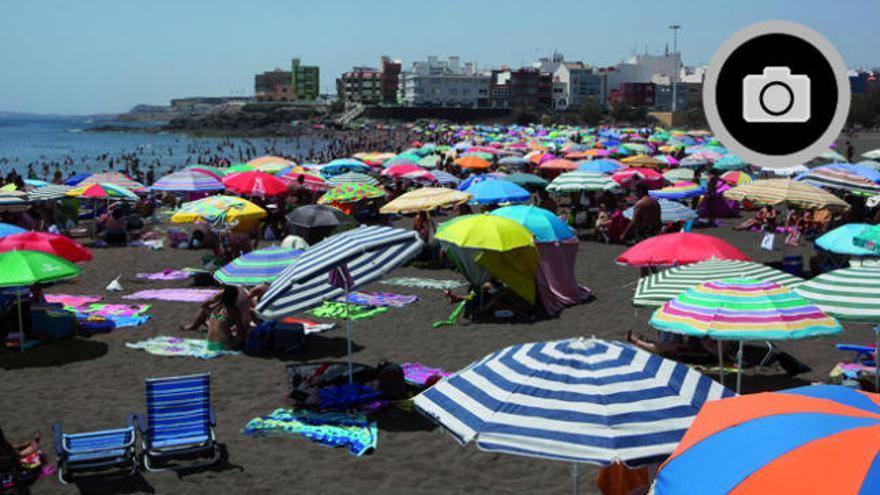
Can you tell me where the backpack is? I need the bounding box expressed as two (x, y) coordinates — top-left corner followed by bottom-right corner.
(245, 321), (306, 356)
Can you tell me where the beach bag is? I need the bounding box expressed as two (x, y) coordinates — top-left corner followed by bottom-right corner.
(760, 232), (775, 251)
(376, 361), (407, 400)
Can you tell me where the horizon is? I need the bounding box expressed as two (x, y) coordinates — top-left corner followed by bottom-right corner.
(2, 0), (878, 115)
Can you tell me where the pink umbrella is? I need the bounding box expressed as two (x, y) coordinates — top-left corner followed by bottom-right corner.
(222, 171), (287, 197)
(612, 168), (666, 188)
(616, 232), (750, 267)
(381, 165), (436, 182)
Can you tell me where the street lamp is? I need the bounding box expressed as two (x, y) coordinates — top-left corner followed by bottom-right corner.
(669, 24), (681, 112)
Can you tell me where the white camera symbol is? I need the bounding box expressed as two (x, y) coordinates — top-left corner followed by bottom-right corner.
(742, 67), (811, 123)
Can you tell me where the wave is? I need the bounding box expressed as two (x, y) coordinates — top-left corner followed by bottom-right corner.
(68, 128), (83, 133)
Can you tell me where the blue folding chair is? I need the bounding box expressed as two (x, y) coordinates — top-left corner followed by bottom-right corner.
(52, 418), (138, 484)
(136, 372), (220, 472)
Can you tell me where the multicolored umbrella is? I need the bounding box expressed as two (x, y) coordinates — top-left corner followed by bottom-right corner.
(171, 195), (266, 226)
(380, 188), (470, 214)
(655, 385), (880, 495)
(464, 179), (530, 205)
(318, 183), (385, 205)
(616, 233), (749, 267)
(215, 246), (303, 286)
(724, 179), (851, 211)
(0, 232), (92, 263)
(633, 259), (803, 308)
(325, 172), (379, 187)
(222, 171), (288, 197)
(150, 170), (225, 192)
(546, 171), (620, 193)
(721, 170), (752, 186)
(77, 172), (146, 193)
(66, 183), (139, 201)
(797, 164), (880, 195)
(490, 205), (574, 242)
(625, 198), (697, 224)
(650, 181), (706, 200)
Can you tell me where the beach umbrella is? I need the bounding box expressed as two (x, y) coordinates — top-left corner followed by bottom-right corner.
(720, 170), (752, 186)
(649, 181), (705, 200)
(66, 183), (139, 201)
(325, 172), (379, 187)
(616, 233), (749, 267)
(498, 156), (531, 168)
(436, 214), (534, 251)
(855, 225), (880, 252)
(687, 151), (723, 163)
(279, 172), (329, 192)
(815, 223), (878, 256)
(430, 170), (461, 186)
(456, 174), (495, 191)
(184, 165), (226, 180)
(655, 385), (880, 495)
(246, 155), (295, 169)
(858, 160), (880, 170)
(454, 156), (491, 170)
(383, 155), (420, 168)
(256, 226), (423, 378)
(679, 156), (709, 169)
(611, 168), (665, 188)
(491, 205), (574, 242)
(222, 171), (288, 197)
(538, 159), (578, 171)
(621, 154), (665, 169)
(286, 204), (354, 229)
(622, 143), (651, 154)
(27, 184), (73, 202)
(381, 164), (436, 182)
(150, 170), (224, 192)
(0, 232), (92, 263)
(501, 173), (548, 189)
(577, 159), (622, 174)
(252, 162), (296, 175)
(863, 149), (880, 160)
(712, 154), (750, 171)
(663, 169), (695, 183)
(379, 188), (471, 214)
(814, 149), (848, 163)
(77, 172), (146, 193)
(633, 259), (803, 308)
(546, 171), (620, 193)
(415, 337), (733, 495)
(724, 179), (851, 211)
(650, 279), (841, 391)
(796, 164), (880, 195)
(215, 246), (303, 286)
(171, 195), (266, 226)
(0, 250), (82, 352)
(24, 179), (49, 189)
(0, 191), (28, 212)
(0, 223), (26, 238)
(224, 164), (255, 175)
(464, 179), (530, 205)
(318, 183), (385, 205)
(417, 155), (440, 169)
(655, 155), (680, 167)
(63, 172), (91, 186)
(624, 198), (698, 224)
(321, 159), (371, 176)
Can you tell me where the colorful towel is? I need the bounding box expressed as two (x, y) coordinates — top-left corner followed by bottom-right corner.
(401, 363), (452, 386)
(125, 336), (239, 359)
(339, 291), (419, 308)
(44, 294), (102, 307)
(122, 289), (221, 303)
(307, 301), (388, 320)
(380, 277), (465, 290)
(136, 270), (193, 281)
(242, 408), (377, 457)
(77, 303), (151, 317)
(280, 317), (336, 334)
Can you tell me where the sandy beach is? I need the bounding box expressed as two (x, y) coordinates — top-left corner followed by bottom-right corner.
(1, 210), (872, 495)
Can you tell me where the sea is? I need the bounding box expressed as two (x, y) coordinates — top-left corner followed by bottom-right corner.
(0, 114), (323, 178)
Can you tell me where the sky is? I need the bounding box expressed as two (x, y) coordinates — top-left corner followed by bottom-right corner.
(1, 0), (878, 115)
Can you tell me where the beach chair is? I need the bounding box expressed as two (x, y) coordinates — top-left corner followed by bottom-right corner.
(52, 418), (138, 484)
(136, 372), (220, 472)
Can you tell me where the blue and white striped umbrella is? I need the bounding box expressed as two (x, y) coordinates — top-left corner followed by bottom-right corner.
(431, 170), (461, 186)
(625, 198), (697, 223)
(256, 225), (422, 320)
(415, 337), (733, 467)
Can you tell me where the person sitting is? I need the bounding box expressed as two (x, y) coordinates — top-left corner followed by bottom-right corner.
(181, 285), (254, 350)
(785, 209), (802, 246)
(444, 280), (533, 320)
(734, 205), (772, 231)
(620, 184), (660, 244)
(0, 428), (44, 479)
(99, 206), (128, 245)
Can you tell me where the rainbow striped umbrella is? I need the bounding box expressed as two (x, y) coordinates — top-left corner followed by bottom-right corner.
(650, 278), (841, 392)
(151, 170), (224, 192)
(66, 183), (139, 201)
(77, 172), (146, 193)
(650, 181), (705, 200)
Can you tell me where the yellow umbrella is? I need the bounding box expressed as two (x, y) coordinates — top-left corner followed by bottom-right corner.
(723, 179), (851, 211)
(0, 184), (16, 192)
(171, 195), (266, 226)
(621, 154), (665, 169)
(380, 188), (471, 214)
(246, 155), (295, 169)
(436, 214), (534, 251)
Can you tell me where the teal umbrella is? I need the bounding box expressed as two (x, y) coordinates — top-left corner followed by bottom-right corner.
(713, 154), (750, 171)
(816, 224), (877, 256)
(501, 173), (549, 189)
(215, 246), (303, 286)
(490, 205), (574, 242)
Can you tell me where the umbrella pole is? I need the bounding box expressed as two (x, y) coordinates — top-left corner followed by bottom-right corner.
(16, 289), (24, 353)
(343, 271), (353, 384)
(717, 341), (724, 386)
(736, 340), (744, 394)
(571, 463), (579, 495)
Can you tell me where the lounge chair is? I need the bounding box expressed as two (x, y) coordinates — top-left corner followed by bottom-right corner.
(52, 418), (138, 484)
(135, 372), (220, 472)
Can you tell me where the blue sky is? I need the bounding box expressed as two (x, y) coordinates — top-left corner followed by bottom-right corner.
(1, 0), (877, 114)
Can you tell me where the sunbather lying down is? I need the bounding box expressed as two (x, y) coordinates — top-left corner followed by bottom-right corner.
(0, 428), (42, 471)
(444, 280), (533, 319)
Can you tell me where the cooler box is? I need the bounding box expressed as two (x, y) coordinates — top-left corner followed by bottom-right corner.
(31, 309), (75, 339)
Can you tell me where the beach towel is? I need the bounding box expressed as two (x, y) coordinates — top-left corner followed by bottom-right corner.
(76, 303), (151, 317)
(136, 269), (193, 281)
(339, 291), (419, 308)
(125, 336), (239, 359)
(122, 288), (221, 303)
(307, 301), (388, 320)
(401, 363), (452, 386)
(380, 277), (465, 290)
(280, 317), (336, 334)
(44, 294), (102, 308)
(242, 408), (377, 457)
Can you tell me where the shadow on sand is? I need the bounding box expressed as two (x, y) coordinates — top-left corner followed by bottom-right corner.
(0, 338), (108, 370)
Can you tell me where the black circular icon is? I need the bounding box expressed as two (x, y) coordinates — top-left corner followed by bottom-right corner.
(714, 33), (838, 156)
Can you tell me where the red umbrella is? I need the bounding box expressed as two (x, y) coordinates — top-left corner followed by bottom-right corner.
(0, 232), (92, 263)
(222, 171), (287, 197)
(280, 172), (329, 192)
(612, 167), (666, 189)
(615, 232), (749, 267)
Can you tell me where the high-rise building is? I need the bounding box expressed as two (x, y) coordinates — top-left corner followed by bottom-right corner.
(552, 63), (606, 110)
(291, 58), (320, 101)
(336, 56), (402, 106)
(398, 56), (490, 108)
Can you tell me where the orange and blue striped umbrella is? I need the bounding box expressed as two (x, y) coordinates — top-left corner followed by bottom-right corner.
(655, 385), (880, 495)
(650, 278), (841, 340)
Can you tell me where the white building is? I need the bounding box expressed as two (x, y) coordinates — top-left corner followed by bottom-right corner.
(604, 63), (653, 95)
(398, 56), (490, 107)
(552, 62), (606, 110)
(631, 52), (682, 83)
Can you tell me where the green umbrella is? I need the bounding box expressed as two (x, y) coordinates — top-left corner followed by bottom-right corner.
(501, 173), (549, 189)
(224, 164), (255, 175)
(0, 250), (82, 352)
(318, 183), (385, 204)
(418, 155), (441, 168)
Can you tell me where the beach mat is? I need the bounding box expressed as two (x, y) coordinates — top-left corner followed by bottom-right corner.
(242, 408), (377, 457)
(123, 288), (221, 303)
(44, 294), (103, 307)
(307, 301), (388, 320)
(338, 291), (418, 308)
(380, 277), (465, 290)
(136, 270), (193, 281)
(125, 336), (239, 359)
(401, 362), (452, 386)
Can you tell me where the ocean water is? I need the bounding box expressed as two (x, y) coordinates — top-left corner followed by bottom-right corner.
(0, 115), (322, 177)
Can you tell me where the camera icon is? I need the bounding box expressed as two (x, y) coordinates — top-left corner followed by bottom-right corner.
(742, 67), (811, 123)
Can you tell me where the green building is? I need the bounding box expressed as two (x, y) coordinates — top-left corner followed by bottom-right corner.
(291, 58), (320, 101)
